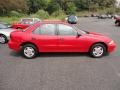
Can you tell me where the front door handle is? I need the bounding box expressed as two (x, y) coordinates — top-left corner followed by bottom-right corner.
(59, 38), (64, 40)
(32, 37), (37, 40)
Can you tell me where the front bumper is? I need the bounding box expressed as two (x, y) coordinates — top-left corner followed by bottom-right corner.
(108, 41), (116, 53)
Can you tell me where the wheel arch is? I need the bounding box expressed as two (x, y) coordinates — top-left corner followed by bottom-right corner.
(89, 42), (108, 52)
(0, 33), (4, 35)
(20, 42), (39, 51)
(16, 27), (22, 29)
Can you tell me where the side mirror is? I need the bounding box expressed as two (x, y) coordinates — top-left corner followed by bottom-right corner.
(77, 32), (81, 37)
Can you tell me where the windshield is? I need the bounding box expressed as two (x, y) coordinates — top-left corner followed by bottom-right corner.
(21, 19), (34, 25)
(0, 24), (8, 29)
(68, 15), (77, 20)
(22, 23), (35, 32)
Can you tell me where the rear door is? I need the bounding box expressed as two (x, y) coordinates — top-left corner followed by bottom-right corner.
(32, 24), (59, 52)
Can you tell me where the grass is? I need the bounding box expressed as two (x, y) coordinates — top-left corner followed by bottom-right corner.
(0, 17), (22, 24)
(76, 11), (92, 17)
(0, 15), (67, 24)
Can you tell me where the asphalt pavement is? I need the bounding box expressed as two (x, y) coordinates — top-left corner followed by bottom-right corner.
(0, 17), (120, 90)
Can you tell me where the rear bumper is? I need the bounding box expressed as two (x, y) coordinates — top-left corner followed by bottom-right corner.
(8, 40), (20, 52)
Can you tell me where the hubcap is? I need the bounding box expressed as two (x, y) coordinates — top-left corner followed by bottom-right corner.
(93, 46), (104, 57)
(24, 47), (35, 58)
(0, 36), (5, 43)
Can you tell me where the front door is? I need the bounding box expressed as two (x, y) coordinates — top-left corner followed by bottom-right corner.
(57, 24), (85, 52)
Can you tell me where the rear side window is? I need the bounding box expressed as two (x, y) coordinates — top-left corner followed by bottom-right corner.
(33, 24), (56, 35)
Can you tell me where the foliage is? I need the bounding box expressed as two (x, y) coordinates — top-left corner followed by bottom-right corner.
(27, 0), (49, 13)
(75, 0), (116, 11)
(0, 17), (21, 24)
(52, 10), (65, 17)
(9, 11), (24, 17)
(0, 0), (28, 15)
(66, 2), (77, 14)
(46, 1), (61, 14)
(0, 0), (119, 19)
(75, 0), (89, 11)
(30, 10), (49, 19)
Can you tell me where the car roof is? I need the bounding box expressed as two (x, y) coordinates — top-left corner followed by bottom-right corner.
(21, 18), (40, 21)
(21, 18), (39, 19)
(0, 22), (8, 24)
(41, 20), (69, 25)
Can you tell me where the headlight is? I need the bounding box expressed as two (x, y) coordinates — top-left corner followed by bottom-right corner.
(109, 40), (114, 45)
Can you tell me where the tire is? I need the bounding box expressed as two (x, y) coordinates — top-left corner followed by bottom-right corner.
(89, 43), (107, 58)
(21, 44), (38, 59)
(115, 21), (120, 26)
(0, 34), (8, 44)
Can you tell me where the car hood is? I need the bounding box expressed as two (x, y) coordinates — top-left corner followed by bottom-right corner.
(0, 28), (15, 32)
(0, 28), (16, 38)
(85, 32), (112, 43)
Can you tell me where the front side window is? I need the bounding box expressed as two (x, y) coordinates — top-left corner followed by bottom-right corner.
(33, 24), (56, 35)
(21, 19), (33, 24)
(58, 24), (77, 36)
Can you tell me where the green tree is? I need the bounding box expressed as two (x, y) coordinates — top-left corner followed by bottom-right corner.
(66, 2), (77, 14)
(75, 0), (116, 11)
(0, 0), (28, 15)
(46, 0), (61, 14)
(27, 0), (49, 13)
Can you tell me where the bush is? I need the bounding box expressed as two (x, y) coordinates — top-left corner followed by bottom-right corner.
(30, 10), (49, 19)
(76, 11), (91, 17)
(9, 11), (23, 17)
(105, 8), (116, 14)
(0, 17), (21, 24)
(66, 3), (77, 14)
(46, 2), (60, 14)
(51, 10), (66, 20)
(115, 8), (120, 13)
(52, 10), (65, 17)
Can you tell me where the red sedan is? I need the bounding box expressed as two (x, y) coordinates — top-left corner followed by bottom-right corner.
(11, 18), (40, 29)
(8, 21), (116, 59)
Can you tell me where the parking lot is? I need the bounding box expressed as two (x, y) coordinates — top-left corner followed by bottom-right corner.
(0, 17), (120, 90)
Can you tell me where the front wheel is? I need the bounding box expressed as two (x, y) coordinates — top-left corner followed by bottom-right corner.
(0, 34), (8, 44)
(89, 43), (107, 58)
(21, 44), (38, 59)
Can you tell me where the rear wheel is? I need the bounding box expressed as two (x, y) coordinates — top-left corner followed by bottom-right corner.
(89, 43), (107, 58)
(21, 44), (38, 59)
(0, 34), (8, 44)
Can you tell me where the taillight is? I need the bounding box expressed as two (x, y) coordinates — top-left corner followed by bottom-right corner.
(10, 33), (14, 41)
(10, 33), (12, 39)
